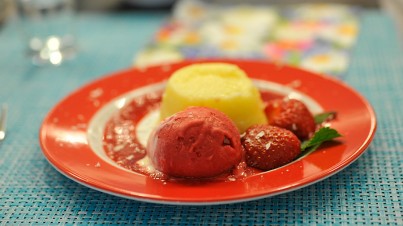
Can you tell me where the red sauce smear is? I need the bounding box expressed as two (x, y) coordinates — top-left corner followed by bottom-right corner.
(103, 92), (161, 173)
(103, 90), (283, 180)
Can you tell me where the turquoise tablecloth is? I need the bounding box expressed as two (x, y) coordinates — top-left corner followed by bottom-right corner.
(1, 9), (402, 225)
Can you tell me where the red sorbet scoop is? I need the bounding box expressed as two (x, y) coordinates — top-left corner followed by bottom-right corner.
(147, 106), (242, 178)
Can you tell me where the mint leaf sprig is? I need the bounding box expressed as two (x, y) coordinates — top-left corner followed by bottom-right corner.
(297, 127), (341, 159)
(300, 111), (341, 153)
(301, 127), (342, 155)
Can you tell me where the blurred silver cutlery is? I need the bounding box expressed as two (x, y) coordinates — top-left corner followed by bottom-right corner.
(0, 103), (7, 141)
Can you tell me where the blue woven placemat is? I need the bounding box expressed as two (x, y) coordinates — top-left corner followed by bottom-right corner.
(0, 9), (402, 225)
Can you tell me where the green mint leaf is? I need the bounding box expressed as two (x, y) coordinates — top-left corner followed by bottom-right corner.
(301, 127), (342, 152)
(314, 111), (337, 124)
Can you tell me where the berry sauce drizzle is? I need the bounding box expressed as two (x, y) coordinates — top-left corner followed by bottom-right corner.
(103, 92), (162, 173)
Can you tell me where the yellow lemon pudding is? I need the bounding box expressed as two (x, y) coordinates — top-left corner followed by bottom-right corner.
(159, 63), (267, 133)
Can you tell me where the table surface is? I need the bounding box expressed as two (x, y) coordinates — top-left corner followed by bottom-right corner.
(1, 8), (402, 225)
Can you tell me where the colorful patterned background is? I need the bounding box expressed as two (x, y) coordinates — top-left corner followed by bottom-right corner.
(134, 0), (360, 77)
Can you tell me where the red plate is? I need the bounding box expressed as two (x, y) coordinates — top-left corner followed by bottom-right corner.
(39, 60), (376, 205)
